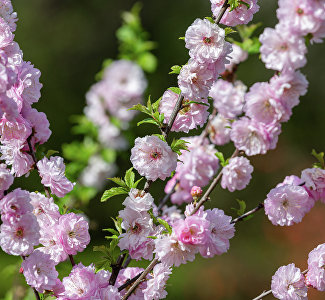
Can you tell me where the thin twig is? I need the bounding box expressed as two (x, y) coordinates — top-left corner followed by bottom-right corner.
(122, 255), (132, 269)
(69, 254), (76, 267)
(109, 253), (126, 286)
(122, 258), (159, 300)
(118, 271), (143, 292)
(143, 180), (152, 193)
(214, 1), (230, 23)
(190, 148), (239, 216)
(163, 93), (184, 139)
(231, 203), (264, 224)
(157, 179), (179, 212)
(26, 136), (51, 198)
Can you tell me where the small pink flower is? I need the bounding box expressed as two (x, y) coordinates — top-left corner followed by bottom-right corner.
(21, 250), (58, 293)
(191, 186), (203, 198)
(208, 114), (231, 146)
(221, 157), (254, 192)
(122, 188), (154, 212)
(37, 156), (74, 197)
(185, 18), (225, 63)
(0, 163), (13, 195)
(130, 135), (177, 181)
(58, 213), (90, 255)
(271, 263), (308, 300)
(306, 243), (325, 291)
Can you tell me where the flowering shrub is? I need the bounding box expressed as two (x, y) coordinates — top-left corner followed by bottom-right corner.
(0, 0), (325, 299)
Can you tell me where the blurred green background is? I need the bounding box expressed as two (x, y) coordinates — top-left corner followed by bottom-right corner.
(2, 0), (325, 299)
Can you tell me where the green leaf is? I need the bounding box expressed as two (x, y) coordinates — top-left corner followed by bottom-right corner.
(236, 23), (262, 40)
(45, 150), (59, 158)
(101, 148), (117, 164)
(171, 139), (190, 155)
(157, 218), (172, 235)
(231, 199), (247, 216)
(137, 118), (160, 127)
(108, 177), (127, 188)
(133, 177), (143, 188)
(228, 0), (250, 11)
(152, 97), (162, 111)
(148, 208), (159, 226)
(215, 151), (225, 165)
(225, 27), (237, 36)
(169, 65), (182, 75)
(101, 187), (129, 202)
(124, 168), (135, 188)
(103, 228), (120, 236)
(239, 0), (250, 9)
(147, 236), (158, 240)
(153, 134), (166, 143)
(168, 87), (182, 94)
(112, 217), (124, 235)
(187, 101), (209, 107)
(311, 149), (325, 169)
(137, 52), (157, 73)
(128, 103), (151, 116)
(205, 17), (215, 24)
(179, 36), (185, 40)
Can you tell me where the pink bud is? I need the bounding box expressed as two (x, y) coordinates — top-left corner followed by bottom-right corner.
(191, 186), (203, 198)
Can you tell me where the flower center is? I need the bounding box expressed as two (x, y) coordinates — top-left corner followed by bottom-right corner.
(15, 227), (24, 238)
(297, 8), (304, 15)
(282, 199), (289, 208)
(10, 205), (17, 211)
(203, 37), (212, 44)
(68, 231), (76, 238)
(150, 151), (162, 160)
(280, 43), (288, 51)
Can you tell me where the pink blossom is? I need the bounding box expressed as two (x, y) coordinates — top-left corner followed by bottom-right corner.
(0, 188), (33, 223)
(174, 215), (210, 245)
(185, 18), (225, 63)
(0, 51), (16, 93)
(0, 163), (13, 194)
(271, 263), (308, 300)
(122, 188), (154, 212)
(244, 82), (288, 123)
(21, 250), (58, 293)
(143, 263), (172, 300)
(178, 58), (216, 100)
(38, 224), (68, 264)
(0, 213), (40, 256)
(208, 114), (231, 146)
(118, 207), (155, 260)
(57, 213), (90, 256)
(221, 157), (254, 192)
(211, 0), (260, 26)
(230, 117), (281, 156)
(160, 205), (183, 225)
(301, 167), (325, 191)
(210, 79), (246, 119)
(130, 135), (177, 181)
(264, 185), (311, 226)
(62, 263), (98, 299)
(259, 24), (307, 71)
(30, 192), (60, 227)
(224, 43), (248, 72)
(37, 156), (74, 197)
(0, 140), (34, 177)
(306, 243), (325, 291)
(0, 0), (17, 32)
(154, 233), (196, 267)
(7, 61), (42, 106)
(191, 186), (203, 198)
(3, 42), (22, 67)
(0, 114), (32, 142)
(99, 286), (121, 300)
(276, 175), (304, 188)
(22, 106), (51, 145)
(269, 70), (308, 116)
(158, 89), (209, 133)
(199, 208), (235, 258)
(277, 0), (321, 36)
(211, 41), (233, 75)
(0, 17), (13, 48)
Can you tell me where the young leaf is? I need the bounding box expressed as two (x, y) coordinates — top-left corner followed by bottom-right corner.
(157, 218), (172, 235)
(215, 151), (225, 166)
(133, 177), (143, 188)
(231, 199), (246, 216)
(108, 177), (127, 188)
(147, 236), (158, 240)
(169, 65), (182, 75)
(45, 150), (59, 158)
(225, 27), (237, 36)
(101, 187), (129, 202)
(153, 134), (167, 143)
(311, 149), (325, 169)
(152, 97), (162, 111)
(147, 96), (153, 113)
(112, 217), (124, 235)
(171, 139), (190, 155)
(179, 36), (185, 40)
(205, 17), (215, 24)
(128, 103), (151, 116)
(187, 101), (209, 107)
(124, 168), (135, 188)
(168, 87), (181, 94)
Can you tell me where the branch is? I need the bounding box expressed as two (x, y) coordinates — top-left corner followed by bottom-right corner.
(214, 1), (230, 24)
(157, 179), (179, 212)
(118, 271), (143, 292)
(121, 258), (159, 300)
(26, 136), (51, 198)
(69, 254), (76, 267)
(190, 148), (239, 216)
(231, 202), (264, 224)
(109, 253), (126, 286)
(163, 93), (184, 139)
